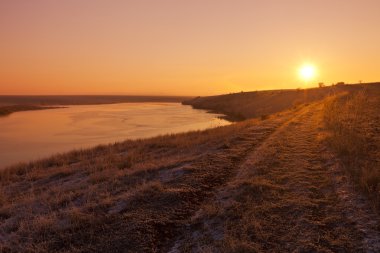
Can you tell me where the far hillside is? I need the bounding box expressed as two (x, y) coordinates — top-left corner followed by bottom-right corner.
(183, 83), (374, 120)
(0, 95), (191, 106)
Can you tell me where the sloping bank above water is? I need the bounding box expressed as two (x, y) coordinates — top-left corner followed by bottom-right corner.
(182, 83), (369, 121)
(0, 103), (229, 169)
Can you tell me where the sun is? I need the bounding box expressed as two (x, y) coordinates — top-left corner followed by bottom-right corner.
(299, 64), (316, 81)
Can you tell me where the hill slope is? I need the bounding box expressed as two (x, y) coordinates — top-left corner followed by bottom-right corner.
(183, 84), (371, 120)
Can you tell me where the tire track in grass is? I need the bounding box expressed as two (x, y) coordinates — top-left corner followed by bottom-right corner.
(116, 108), (301, 252)
(172, 102), (379, 252)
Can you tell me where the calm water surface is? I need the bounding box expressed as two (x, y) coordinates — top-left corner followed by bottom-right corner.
(0, 103), (230, 168)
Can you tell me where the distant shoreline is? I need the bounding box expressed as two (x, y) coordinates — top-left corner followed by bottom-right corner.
(0, 95), (193, 106)
(0, 95), (195, 116)
(0, 105), (65, 117)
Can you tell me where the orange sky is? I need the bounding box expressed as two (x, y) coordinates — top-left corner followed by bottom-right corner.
(0, 0), (379, 96)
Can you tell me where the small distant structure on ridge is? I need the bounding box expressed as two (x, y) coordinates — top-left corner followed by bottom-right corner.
(318, 82), (325, 88)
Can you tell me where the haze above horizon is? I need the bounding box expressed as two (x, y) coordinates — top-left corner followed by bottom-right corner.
(1, 0), (379, 96)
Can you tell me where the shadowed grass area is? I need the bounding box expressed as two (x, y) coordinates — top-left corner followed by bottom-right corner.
(324, 87), (380, 209)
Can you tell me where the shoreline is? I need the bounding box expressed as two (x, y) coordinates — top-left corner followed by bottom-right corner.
(0, 95), (193, 106)
(0, 103), (230, 169)
(0, 105), (65, 117)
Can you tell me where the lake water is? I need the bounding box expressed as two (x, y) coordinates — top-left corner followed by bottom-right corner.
(0, 103), (230, 169)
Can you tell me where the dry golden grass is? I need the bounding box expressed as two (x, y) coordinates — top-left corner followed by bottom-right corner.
(0, 116), (267, 252)
(183, 84), (364, 120)
(324, 87), (380, 208)
(173, 101), (367, 252)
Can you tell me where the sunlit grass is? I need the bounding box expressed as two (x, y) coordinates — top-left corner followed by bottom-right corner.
(324, 89), (380, 208)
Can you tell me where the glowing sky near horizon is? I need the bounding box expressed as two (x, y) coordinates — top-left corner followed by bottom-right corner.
(1, 0), (379, 95)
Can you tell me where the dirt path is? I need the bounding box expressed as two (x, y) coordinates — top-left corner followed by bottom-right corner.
(169, 102), (380, 252)
(80, 107), (303, 253)
(0, 105), (306, 253)
(142, 110), (302, 252)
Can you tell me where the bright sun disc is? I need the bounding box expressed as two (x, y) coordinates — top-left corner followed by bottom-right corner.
(299, 64), (316, 81)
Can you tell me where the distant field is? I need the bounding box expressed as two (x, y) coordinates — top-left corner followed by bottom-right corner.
(0, 95), (192, 106)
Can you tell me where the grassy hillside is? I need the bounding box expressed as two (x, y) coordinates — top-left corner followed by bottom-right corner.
(183, 84), (371, 120)
(1, 83), (379, 252)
